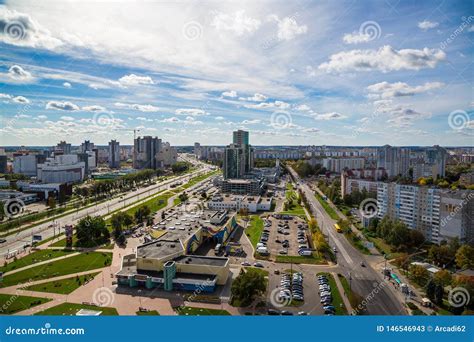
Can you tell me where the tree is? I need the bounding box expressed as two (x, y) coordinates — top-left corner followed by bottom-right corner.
(231, 268), (267, 307)
(75, 216), (110, 247)
(409, 265), (430, 287)
(47, 196), (57, 209)
(425, 279), (436, 301)
(433, 269), (452, 287)
(434, 284), (444, 305)
(456, 245), (474, 269)
(134, 205), (151, 224)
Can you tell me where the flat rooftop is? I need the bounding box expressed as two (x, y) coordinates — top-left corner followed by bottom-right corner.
(174, 255), (228, 267)
(137, 239), (184, 259)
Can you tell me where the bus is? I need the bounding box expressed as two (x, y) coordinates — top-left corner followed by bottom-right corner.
(334, 223), (342, 233)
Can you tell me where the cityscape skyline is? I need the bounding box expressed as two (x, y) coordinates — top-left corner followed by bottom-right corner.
(1, 1), (473, 147)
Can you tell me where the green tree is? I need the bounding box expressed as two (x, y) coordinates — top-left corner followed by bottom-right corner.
(409, 264), (430, 287)
(231, 268), (267, 307)
(433, 269), (452, 287)
(456, 245), (474, 269)
(47, 196), (57, 209)
(75, 216), (110, 247)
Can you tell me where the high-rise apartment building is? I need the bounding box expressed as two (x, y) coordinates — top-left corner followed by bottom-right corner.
(133, 136), (162, 170)
(376, 145), (410, 178)
(56, 141), (72, 155)
(223, 130), (254, 179)
(108, 140), (120, 169)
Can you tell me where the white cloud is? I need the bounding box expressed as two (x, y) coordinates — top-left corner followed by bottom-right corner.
(136, 116), (153, 122)
(36, 115), (47, 120)
(82, 105), (107, 112)
(343, 32), (372, 44)
(175, 108), (208, 116)
(211, 10), (260, 36)
(295, 104), (311, 111)
(319, 45), (446, 73)
(46, 100), (79, 111)
(367, 81), (444, 99)
(60, 116), (75, 121)
(118, 74), (154, 86)
(269, 15), (307, 41)
(312, 112), (347, 120)
(418, 20), (439, 30)
(215, 116), (224, 120)
(373, 100), (430, 127)
(7, 65), (33, 82)
(63, 82), (71, 88)
(12, 95), (30, 104)
(240, 93), (267, 102)
(0, 7), (62, 49)
(221, 90), (238, 98)
(115, 102), (159, 112)
(244, 100), (290, 110)
(241, 119), (261, 124)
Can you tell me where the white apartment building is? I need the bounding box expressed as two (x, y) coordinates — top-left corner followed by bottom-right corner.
(321, 158), (365, 173)
(37, 154), (86, 183)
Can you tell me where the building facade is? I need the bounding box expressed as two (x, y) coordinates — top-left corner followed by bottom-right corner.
(108, 140), (120, 169)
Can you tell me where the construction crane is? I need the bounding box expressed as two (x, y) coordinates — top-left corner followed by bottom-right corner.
(114, 128), (140, 164)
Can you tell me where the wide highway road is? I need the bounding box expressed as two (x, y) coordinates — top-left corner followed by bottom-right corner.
(288, 166), (406, 315)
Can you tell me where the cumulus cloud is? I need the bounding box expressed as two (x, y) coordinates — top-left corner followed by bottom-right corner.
(373, 99), (430, 127)
(343, 32), (372, 44)
(7, 65), (33, 82)
(318, 45), (446, 73)
(46, 101), (79, 111)
(211, 10), (260, 36)
(82, 105), (107, 112)
(269, 15), (307, 41)
(12, 95), (30, 104)
(175, 108), (208, 116)
(63, 82), (71, 88)
(118, 74), (154, 86)
(115, 102), (159, 112)
(244, 100), (290, 110)
(418, 20), (439, 30)
(160, 116), (202, 125)
(0, 7), (62, 49)
(60, 116), (75, 121)
(295, 104), (311, 111)
(221, 90), (238, 98)
(367, 81), (444, 99)
(239, 93), (267, 102)
(215, 116), (224, 120)
(312, 112), (347, 120)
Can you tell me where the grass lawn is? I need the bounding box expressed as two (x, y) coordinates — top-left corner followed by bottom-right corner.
(175, 306), (231, 316)
(23, 272), (100, 294)
(275, 255), (325, 265)
(247, 267), (269, 277)
(367, 236), (403, 259)
(314, 192), (339, 220)
(1, 249), (75, 274)
(0, 294), (51, 315)
(1, 252), (112, 288)
(136, 310), (160, 315)
(284, 184), (306, 216)
(35, 302), (118, 316)
(181, 171), (219, 190)
(244, 215), (264, 248)
(317, 273), (347, 315)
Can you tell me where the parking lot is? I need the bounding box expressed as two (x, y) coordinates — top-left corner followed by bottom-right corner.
(262, 215), (310, 257)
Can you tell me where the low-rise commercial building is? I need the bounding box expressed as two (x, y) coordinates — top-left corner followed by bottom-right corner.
(208, 193), (273, 213)
(37, 154), (86, 183)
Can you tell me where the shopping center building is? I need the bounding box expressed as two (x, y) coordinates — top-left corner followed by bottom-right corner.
(116, 209), (238, 292)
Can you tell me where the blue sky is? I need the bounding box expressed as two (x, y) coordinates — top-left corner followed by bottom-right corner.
(0, 0), (472, 146)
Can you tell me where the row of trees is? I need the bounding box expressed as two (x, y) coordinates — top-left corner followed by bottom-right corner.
(428, 240), (474, 269)
(291, 160), (327, 178)
(318, 178), (341, 205)
(73, 169), (162, 199)
(342, 188), (376, 207)
(367, 217), (425, 252)
(171, 161), (191, 174)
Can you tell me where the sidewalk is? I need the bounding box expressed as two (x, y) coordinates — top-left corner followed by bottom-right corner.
(332, 272), (353, 314)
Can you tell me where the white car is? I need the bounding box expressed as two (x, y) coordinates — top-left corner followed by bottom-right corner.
(241, 261), (251, 266)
